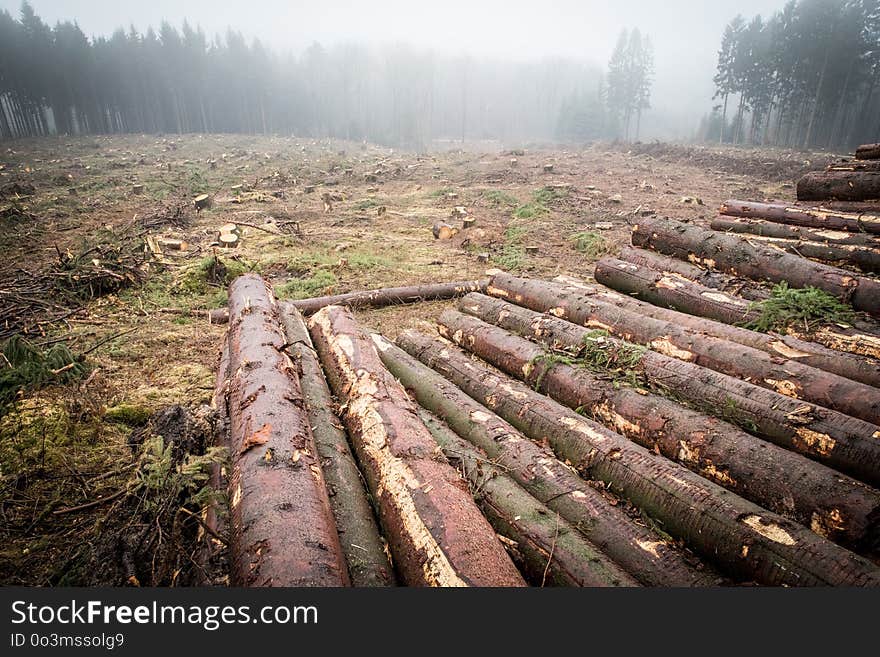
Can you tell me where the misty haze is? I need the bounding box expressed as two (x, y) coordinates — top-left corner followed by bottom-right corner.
(1, 0), (879, 592)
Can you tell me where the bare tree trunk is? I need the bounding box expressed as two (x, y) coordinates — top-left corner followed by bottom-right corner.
(797, 171), (880, 202)
(721, 199), (880, 234)
(396, 329), (880, 586)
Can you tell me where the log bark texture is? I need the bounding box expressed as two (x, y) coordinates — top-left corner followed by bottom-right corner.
(856, 143), (880, 160)
(797, 171), (880, 202)
(617, 246), (769, 300)
(710, 215), (880, 247)
(720, 199), (880, 234)
(291, 279), (487, 315)
(396, 329), (880, 586)
(418, 408), (641, 587)
(829, 161), (880, 172)
(223, 274), (349, 586)
(443, 304), (880, 550)
(478, 284), (880, 487)
(631, 216), (880, 316)
(708, 233), (880, 274)
(307, 304), (524, 587)
(280, 304), (395, 587)
(589, 261), (880, 388)
(374, 334), (715, 586)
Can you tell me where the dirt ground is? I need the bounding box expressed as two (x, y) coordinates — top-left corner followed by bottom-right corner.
(0, 134), (837, 585)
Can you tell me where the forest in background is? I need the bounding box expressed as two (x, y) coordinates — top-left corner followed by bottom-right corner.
(0, 2), (656, 148)
(700, 0), (880, 149)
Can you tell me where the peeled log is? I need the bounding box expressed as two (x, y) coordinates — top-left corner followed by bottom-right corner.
(720, 199), (880, 235)
(443, 304), (880, 550)
(374, 334), (714, 586)
(589, 261), (880, 388)
(710, 216), (880, 247)
(307, 305), (524, 587)
(797, 171), (880, 202)
(223, 274), (349, 586)
(477, 285), (880, 487)
(617, 246), (769, 300)
(418, 409), (640, 587)
(856, 143), (880, 160)
(631, 216), (880, 316)
(291, 279), (487, 315)
(397, 330), (880, 586)
(280, 304), (395, 587)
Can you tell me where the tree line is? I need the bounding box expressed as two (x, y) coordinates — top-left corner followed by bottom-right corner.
(0, 3), (655, 148)
(700, 0), (880, 149)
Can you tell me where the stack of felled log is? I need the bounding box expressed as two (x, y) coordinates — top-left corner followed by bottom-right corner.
(213, 263), (880, 587)
(797, 142), (880, 201)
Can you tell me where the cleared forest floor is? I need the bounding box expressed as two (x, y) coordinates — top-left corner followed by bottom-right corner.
(0, 134), (837, 585)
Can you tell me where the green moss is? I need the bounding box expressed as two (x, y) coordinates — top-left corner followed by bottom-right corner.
(178, 257), (254, 295)
(104, 404), (152, 427)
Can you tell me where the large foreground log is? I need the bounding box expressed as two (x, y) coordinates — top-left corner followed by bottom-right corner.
(223, 274), (349, 586)
(631, 217), (880, 316)
(856, 143), (880, 160)
(307, 305), (524, 586)
(291, 279), (487, 315)
(418, 409), (640, 587)
(710, 215), (879, 247)
(720, 199), (880, 234)
(617, 246), (769, 300)
(589, 261), (880, 387)
(478, 285), (880, 487)
(443, 304), (880, 550)
(280, 304), (395, 587)
(396, 330), (880, 586)
(797, 171), (880, 202)
(374, 334), (715, 586)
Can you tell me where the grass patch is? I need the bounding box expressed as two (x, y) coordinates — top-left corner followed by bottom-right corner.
(276, 270), (337, 299)
(178, 256), (255, 295)
(744, 282), (855, 333)
(571, 231), (613, 259)
(512, 187), (566, 219)
(354, 198), (381, 211)
(485, 190), (518, 207)
(428, 187), (456, 198)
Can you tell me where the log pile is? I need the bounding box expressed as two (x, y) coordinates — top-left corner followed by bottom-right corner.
(213, 269), (880, 587)
(794, 144), (880, 201)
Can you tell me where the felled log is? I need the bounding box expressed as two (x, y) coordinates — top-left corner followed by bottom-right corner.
(631, 217), (880, 316)
(280, 304), (395, 587)
(797, 171), (880, 202)
(307, 305), (524, 587)
(720, 199), (880, 234)
(706, 231), (880, 274)
(291, 279), (487, 315)
(617, 246), (769, 300)
(207, 307), (230, 325)
(374, 334), (714, 586)
(444, 304), (880, 550)
(828, 161), (880, 172)
(476, 286), (880, 487)
(710, 216), (879, 247)
(433, 222), (457, 239)
(156, 238), (188, 251)
(589, 262), (880, 388)
(418, 408), (639, 587)
(223, 274), (349, 586)
(396, 330), (880, 586)
(856, 143), (880, 160)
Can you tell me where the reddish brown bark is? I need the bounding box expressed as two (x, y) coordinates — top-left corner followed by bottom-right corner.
(441, 305), (880, 550)
(374, 333), (716, 586)
(223, 274), (349, 586)
(710, 215), (880, 247)
(307, 304), (524, 587)
(631, 216), (880, 315)
(590, 260), (880, 388)
(291, 280), (487, 315)
(477, 284), (880, 487)
(856, 143), (880, 160)
(720, 199), (880, 234)
(396, 329), (880, 586)
(280, 303), (395, 587)
(797, 171), (880, 202)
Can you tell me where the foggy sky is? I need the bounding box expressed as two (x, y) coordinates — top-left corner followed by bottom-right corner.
(1, 0), (792, 136)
